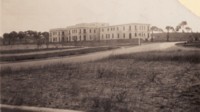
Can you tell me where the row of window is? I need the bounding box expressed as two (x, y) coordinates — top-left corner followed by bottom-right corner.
(65, 35), (97, 41)
(67, 29), (98, 34)
(52, 29), (98, 36)
(101, 25), (148, 32)
(101, 33), (147, 39)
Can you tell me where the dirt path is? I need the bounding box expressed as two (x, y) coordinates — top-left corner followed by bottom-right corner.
(0, 42), (178, 70)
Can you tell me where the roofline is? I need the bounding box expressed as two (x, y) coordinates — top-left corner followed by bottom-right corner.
(49, 23), (151, 31)
(100, 23), (150, 28)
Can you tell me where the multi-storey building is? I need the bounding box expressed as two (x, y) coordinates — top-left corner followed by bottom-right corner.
(49, 22), (150, 42)
(100, 23), (150, 40)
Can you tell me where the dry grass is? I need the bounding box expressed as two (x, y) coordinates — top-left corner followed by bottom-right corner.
(1, 50), (200, 112)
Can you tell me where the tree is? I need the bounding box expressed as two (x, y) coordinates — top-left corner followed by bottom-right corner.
(165, 26), (175, 41)
(158, 28), (164, 33)
(176, 21), (187, 32)
(3, 33), (10, 45)
(36, 33), (43, 49)
(175, 25), (181, 32)
(10, 31), (18, 44)
(18, 31), (25, 43)
(150, 26), (159, 42)
(42, 32), (50, 48)
(185, 27), (192, 33)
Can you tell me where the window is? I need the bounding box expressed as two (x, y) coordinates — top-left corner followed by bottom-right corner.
(135, 33), (137, 37)
(107, 28), (109, 31)
(90, 35), (92, 40)
(123, 33), (125, 38)
(90, 29), (91, 33)
(102, 28), (104, 32)
(79, 36), (81, 41)
(106, 34), (108, 38)
(129, 33), (132, 39)
(102, 35), (104, 39)
(123, 27), (125, 30)
(135, 26), (137, 31)
(84, 29), (86, 33)
(84, 35), (86, 41)
(69, 36), (71, 41)
(112, 34), (114, 38)
(94, 29), (96, 33)
(53, 32), (56, 35)
(129, 26), (131, 30)
(118, 34), (120, 38)
(73, 36), (77, 41)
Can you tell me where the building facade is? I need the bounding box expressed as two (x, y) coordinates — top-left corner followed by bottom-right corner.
(49, 23), (150, 42)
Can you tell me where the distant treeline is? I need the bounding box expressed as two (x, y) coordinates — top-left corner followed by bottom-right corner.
(2, 31), (49, 46)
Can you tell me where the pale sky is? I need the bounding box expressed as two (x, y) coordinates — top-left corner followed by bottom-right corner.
(1, 0), (200, 36)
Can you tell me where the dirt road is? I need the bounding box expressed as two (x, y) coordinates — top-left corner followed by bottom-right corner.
(0, 42), (177, 70)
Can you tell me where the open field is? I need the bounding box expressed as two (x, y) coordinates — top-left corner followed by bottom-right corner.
(0, 47), (118, 62)
(1, 49), (200, 112)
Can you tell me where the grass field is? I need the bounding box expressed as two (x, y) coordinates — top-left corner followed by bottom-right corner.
(1, 49), (200, 112)
(0, 47), (118, 62)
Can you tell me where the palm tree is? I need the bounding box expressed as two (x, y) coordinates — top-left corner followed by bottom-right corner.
(185, 27), (192, 33)
(158, 28), (164, 33)
(176, 21), (187, 32)
(181, 21), (187, 33)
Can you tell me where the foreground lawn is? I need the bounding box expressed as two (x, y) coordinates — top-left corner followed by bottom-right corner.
(1, 49), (200, 112)
(0, 47), (118, 62)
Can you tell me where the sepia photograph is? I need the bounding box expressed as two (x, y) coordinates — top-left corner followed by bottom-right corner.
(0, 0), (200, 112)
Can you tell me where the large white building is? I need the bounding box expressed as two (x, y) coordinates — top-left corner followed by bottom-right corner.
(49, 22), (150, 42)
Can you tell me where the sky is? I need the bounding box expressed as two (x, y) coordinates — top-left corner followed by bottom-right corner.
(1, 0), (200, 36)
